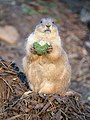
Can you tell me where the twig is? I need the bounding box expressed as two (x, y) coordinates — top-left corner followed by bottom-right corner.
(6, 114), (27, 120)
(0, 77), (13, 93)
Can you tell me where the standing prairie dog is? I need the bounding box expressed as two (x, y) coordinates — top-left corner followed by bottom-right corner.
(23, 18), (71, 95)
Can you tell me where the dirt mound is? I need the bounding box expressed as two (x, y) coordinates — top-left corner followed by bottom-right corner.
(0, 58), (90, 120)
(0, 58), (29, 110)
(1, 93), (90, 120)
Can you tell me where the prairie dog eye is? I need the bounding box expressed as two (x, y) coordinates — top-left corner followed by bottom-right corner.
(40, 20), (43, 23)
(52, 21), (55, 24)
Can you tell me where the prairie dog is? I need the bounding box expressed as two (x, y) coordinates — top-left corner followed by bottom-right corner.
(23, 18), (71, 95)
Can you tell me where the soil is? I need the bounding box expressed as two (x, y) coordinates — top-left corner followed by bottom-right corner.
(0, 0), (90, 103)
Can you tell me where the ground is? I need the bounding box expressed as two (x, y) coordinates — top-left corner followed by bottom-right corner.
(0, 0), (90, 102)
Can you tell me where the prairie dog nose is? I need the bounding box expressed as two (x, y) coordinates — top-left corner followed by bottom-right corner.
(46, 24), (51, 28)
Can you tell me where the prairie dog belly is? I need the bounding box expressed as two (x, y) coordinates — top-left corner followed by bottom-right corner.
(27, 58), (56, 92)
(27, 57), (69, 93)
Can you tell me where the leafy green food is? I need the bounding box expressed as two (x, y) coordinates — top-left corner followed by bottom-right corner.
(33, 41), (49, 55)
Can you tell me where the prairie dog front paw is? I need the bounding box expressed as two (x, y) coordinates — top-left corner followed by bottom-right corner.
(47, 45), (53, 53)
(30, 47), (37, 54)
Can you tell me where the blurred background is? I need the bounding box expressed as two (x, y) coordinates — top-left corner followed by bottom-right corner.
(0, 0), (90, 102)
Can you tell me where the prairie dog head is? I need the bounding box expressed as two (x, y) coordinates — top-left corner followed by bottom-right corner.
(34, 18), (59, 39)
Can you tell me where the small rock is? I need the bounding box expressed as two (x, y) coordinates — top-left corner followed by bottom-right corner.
(85, 41), (90, 48)
(82, 48), (88, 55)
(80, 2), (90, 29)
(0, 25), (20, 44)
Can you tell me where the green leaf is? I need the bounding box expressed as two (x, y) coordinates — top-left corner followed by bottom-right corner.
(33, 42), (49, 55)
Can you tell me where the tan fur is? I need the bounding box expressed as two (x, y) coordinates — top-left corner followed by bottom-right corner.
(22, 18), (71, 95)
